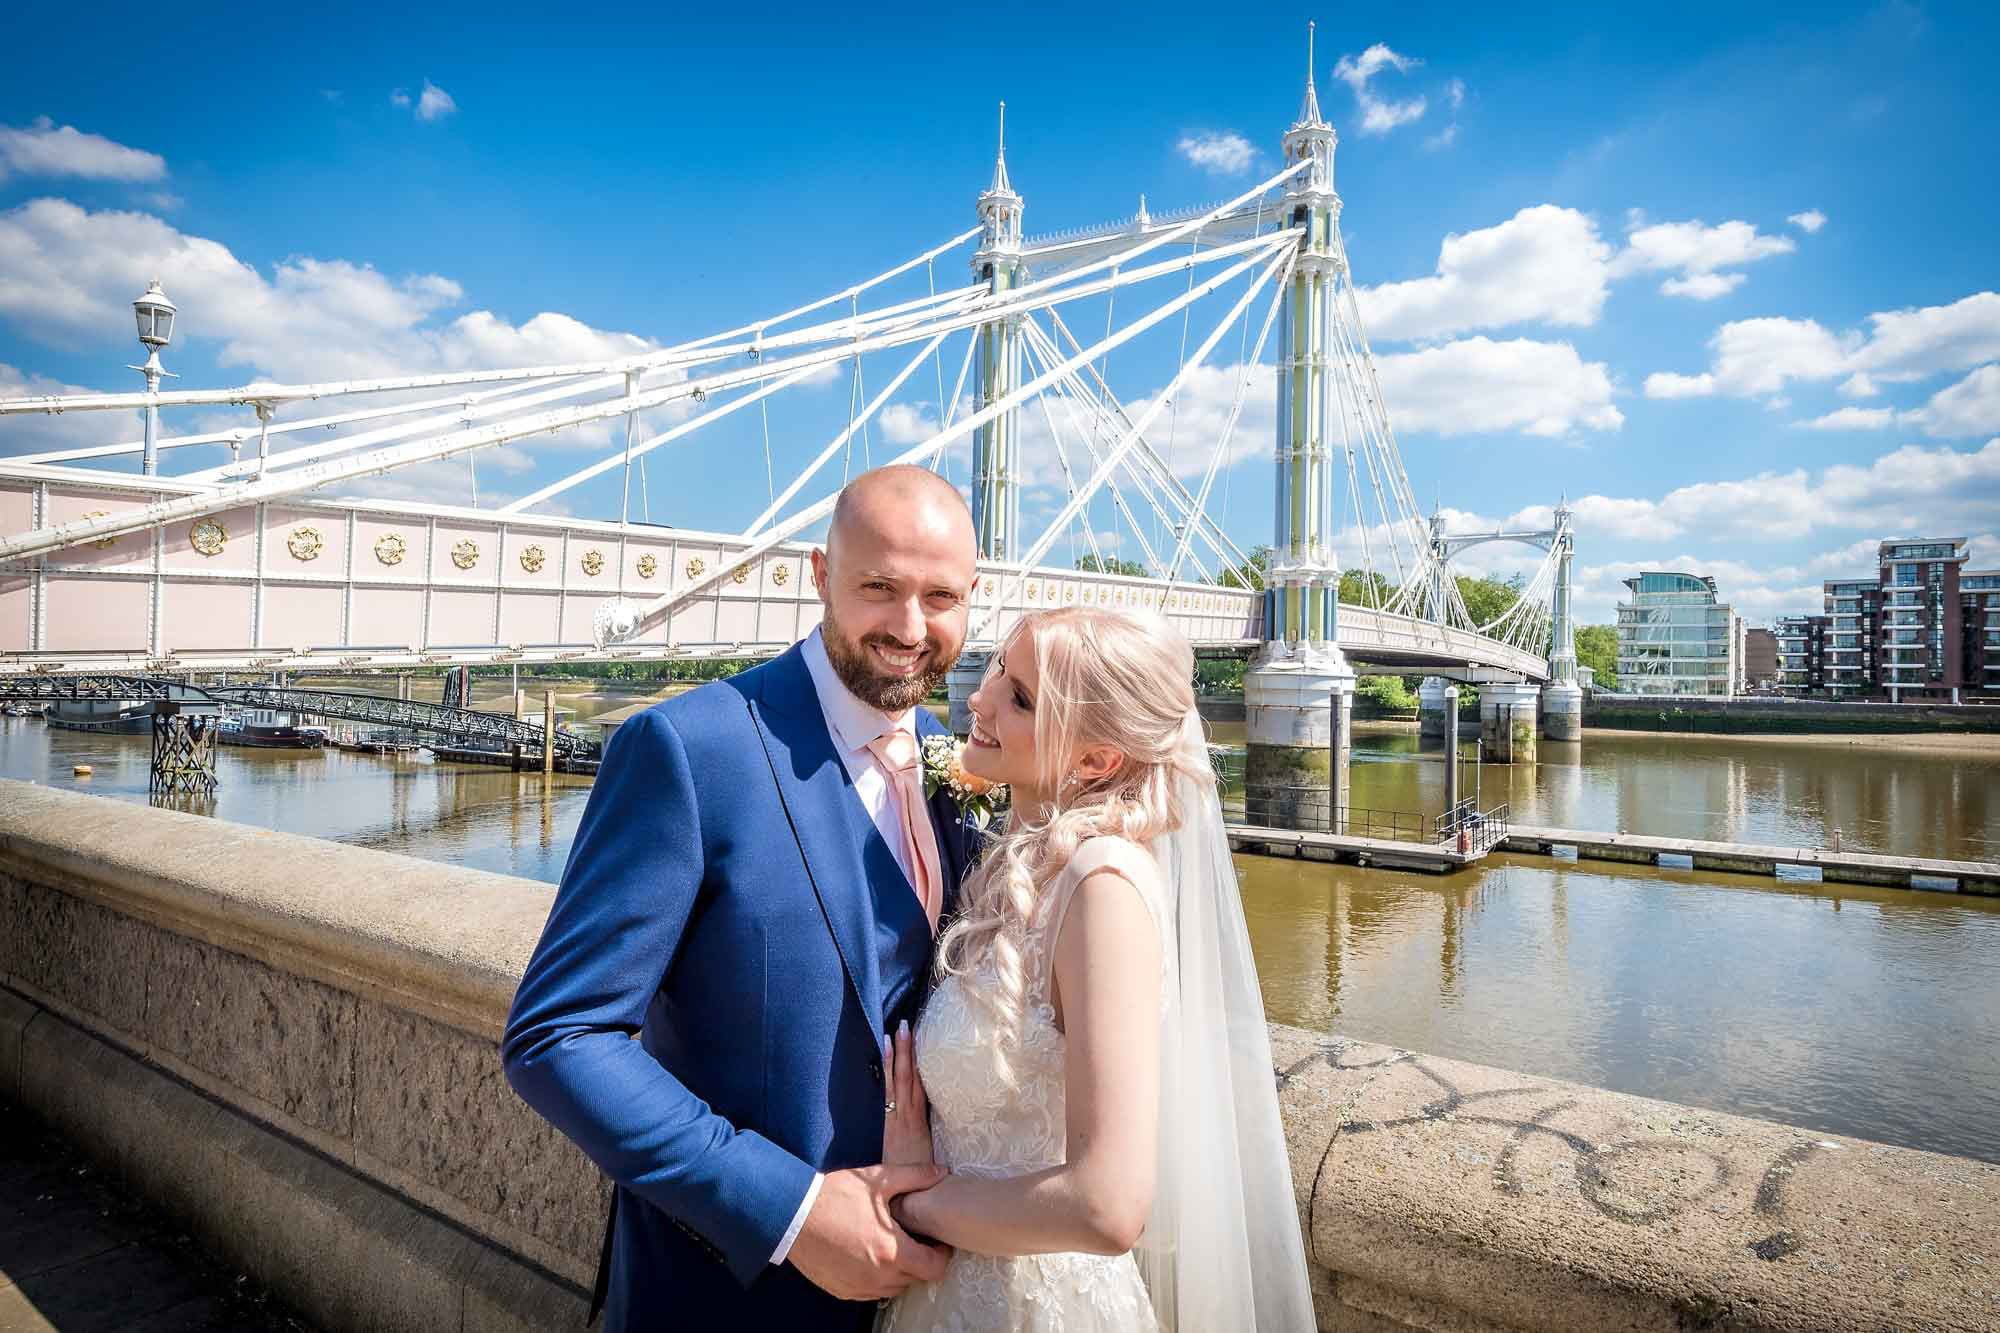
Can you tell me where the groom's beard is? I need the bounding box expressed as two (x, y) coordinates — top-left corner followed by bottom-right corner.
(821, 610), (953, 713)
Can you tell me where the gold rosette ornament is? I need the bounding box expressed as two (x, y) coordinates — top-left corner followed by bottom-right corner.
(190, 519), (227, 557)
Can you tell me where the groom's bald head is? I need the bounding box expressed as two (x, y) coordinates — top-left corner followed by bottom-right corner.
(813, 465), (978, 711)
(826, 465), (973, 562)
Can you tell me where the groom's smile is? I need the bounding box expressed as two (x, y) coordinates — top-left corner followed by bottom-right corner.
(810, 465), (978, 714)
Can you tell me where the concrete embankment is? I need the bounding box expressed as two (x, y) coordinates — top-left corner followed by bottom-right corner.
(2, 779), (1996, 1332)
(1586, 694), (2000, 735)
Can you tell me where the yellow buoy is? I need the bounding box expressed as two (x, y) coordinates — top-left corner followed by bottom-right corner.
(72, 764), (93, 777)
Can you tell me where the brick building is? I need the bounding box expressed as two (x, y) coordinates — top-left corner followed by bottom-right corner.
(1742, 627), (1779, 690)
(1784, 538), (1998, 702)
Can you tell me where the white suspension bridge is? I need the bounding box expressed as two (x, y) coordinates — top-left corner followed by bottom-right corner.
(0, 42), (1582, 808)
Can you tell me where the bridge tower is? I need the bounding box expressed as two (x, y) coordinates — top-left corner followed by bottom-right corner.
(951, 107), (1027, 731)
(970, 103), (1025, 561)
(1242, 35), (1359, 830)
(1542, 502), (1583, 741)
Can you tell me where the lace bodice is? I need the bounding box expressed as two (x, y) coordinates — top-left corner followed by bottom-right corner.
(877, 837), (1165, 1333)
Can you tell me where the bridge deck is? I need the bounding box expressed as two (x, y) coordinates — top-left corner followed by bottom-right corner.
(0, 482), (1546, 682)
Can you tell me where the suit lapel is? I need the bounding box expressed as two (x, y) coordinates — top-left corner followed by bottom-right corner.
(747, 647), (889, 1035)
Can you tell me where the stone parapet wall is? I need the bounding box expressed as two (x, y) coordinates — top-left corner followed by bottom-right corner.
(2, 779), (1995, 1332)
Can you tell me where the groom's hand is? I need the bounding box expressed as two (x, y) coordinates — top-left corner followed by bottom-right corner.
(788, 1163), (952, 1301)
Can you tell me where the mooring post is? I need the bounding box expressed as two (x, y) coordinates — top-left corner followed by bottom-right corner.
(1444, 686), (1461, 828)
(542, 690), (556, 776)
(1327, 682), (1350, 833)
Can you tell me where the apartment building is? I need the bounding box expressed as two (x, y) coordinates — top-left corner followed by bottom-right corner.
(1872, 538), (1967, 702)
(1615, 571), (1742, 696)
(1965, 570), (2000, 698)
(1774, 615), (1828, 693)
(1820, 578), (1882, 696)
(1785, 537), (1996, 702)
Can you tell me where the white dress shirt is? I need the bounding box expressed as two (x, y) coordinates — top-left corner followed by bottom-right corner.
(769, 627), (921, 1266)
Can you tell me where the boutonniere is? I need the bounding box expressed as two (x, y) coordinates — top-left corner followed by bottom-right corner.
(921, 735), (1007, 830)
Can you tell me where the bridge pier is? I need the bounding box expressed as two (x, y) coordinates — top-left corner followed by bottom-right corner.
(1541, 680), (1584, 743)
(947, 651), (988, 737)
(1244, 649), (1355, 829)
(1479, 681), (1541, 764)
(1418, 676), (1454, 743)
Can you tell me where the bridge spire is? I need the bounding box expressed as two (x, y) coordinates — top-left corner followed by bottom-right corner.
(1296, 21), (1325, 128)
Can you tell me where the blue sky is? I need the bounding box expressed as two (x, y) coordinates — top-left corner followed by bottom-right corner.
(2, 1), (1996, 623)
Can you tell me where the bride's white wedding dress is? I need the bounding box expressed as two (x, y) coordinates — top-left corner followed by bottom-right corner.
(877, 836), (1163, 1333)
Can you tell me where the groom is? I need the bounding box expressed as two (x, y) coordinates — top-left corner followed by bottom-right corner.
(503, 465), (979, 1330)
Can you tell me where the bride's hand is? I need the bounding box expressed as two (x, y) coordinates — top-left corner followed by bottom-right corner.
(881, 1020), (933, 1167)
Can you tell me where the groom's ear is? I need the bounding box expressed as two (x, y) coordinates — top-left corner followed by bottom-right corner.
(810, 548), (831, 603)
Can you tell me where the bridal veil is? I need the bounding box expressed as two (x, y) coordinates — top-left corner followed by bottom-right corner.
(1133, 725), (1317, 1330)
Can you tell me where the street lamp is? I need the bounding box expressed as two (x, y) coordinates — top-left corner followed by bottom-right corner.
(131, 279), (177, 476)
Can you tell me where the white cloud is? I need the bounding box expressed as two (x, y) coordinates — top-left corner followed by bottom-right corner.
(1659, 272), (1746, 300)
(1611, 218), (1795, 301)
(1851, 293), (2000, 381)
(1790, 366), (2000, 438)
(1838, 373), (1879, 399)
(1332, 44), (1428, 135)
(0, 195), (661, 465)
(390, 90), (412, 110)
(0, 117), (166, 184)
(1793, 405), (1894, 431)
(0, 363), (114, 457)
(1357, 205), (1612, 342)
(1641, 370), (1716, 399)
(1898, 363), (2000, 439)
(1423, 79), (1465, 150)
(1788, 209), (1828, 234)
(1375, 337), (1623, 438)
(1517, 438), (2000, 557)
(1175, 131), (1254, 175)
(879, 402), (939, 445)
(1650, 293), (2000, 400)
(416, 81), (458, 122)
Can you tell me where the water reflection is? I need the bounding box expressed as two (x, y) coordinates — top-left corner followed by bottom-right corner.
(1208, 724), (2000, 862)
(1237, 850), (2000, 1164)
(6, 707), (1999, 1164)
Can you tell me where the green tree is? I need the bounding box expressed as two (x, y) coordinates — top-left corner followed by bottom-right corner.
(1075, 553), (1150, 578)
(1573, 624), (1620, 691)
(1213, 545), (1272, 590)
(1455, 573), (1525, 628)
(1338, 568), (1394, 607)
(1355, 674), (1418, 715)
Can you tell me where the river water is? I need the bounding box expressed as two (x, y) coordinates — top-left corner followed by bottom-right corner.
(6, 679), (1998, 1165)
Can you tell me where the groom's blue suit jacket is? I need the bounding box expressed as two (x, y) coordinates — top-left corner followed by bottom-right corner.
(502, 644), (972, 1331)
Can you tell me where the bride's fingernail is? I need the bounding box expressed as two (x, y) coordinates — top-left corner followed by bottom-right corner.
(898, 1019), (909, 1039)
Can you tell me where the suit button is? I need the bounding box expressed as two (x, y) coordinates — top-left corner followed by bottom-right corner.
(868, 1060), (883, 1083)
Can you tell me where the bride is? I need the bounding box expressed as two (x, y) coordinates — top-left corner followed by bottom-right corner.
(876, 606), (1315, 1332)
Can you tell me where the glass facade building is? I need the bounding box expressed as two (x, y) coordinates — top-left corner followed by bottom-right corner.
(1615, 572), (1742, 696)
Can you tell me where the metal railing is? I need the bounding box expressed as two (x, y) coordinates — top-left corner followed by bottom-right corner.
(1239, 786), (1430, 842)
(1434, 799), (1511, 856)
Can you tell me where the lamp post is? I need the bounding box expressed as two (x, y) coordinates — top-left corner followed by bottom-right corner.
(130, 279), (176, 476)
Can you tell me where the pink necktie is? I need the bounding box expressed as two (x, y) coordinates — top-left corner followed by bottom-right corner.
(865, 729), (943, 934)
